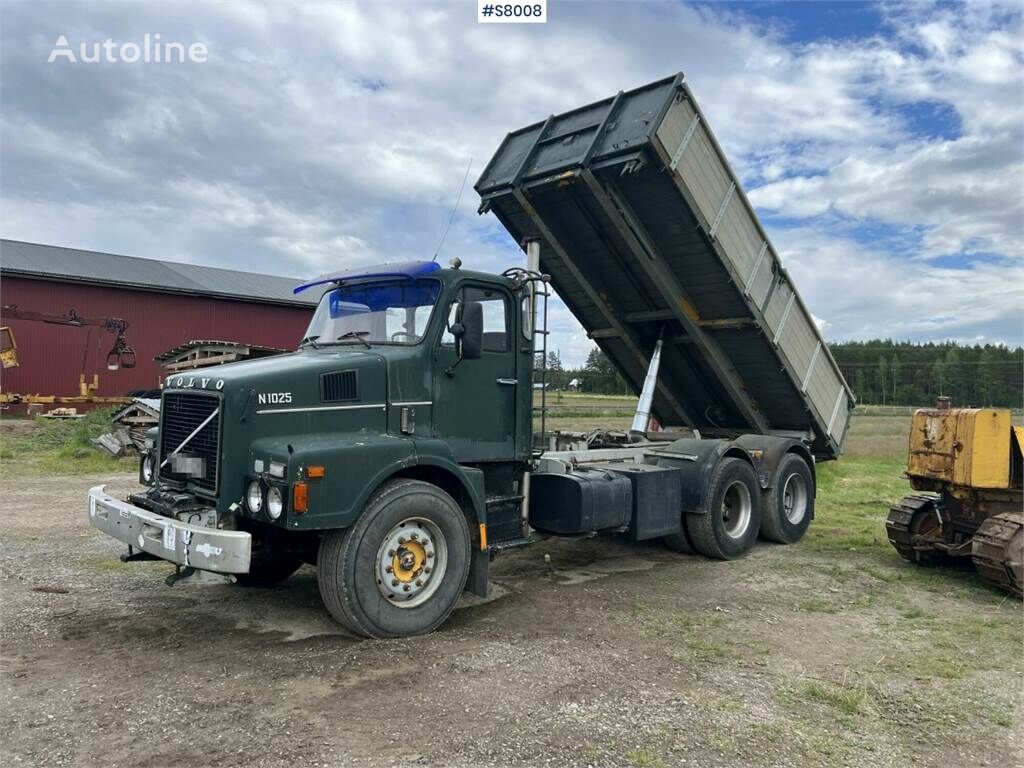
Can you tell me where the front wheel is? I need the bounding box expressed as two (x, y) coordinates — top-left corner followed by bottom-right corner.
(317, 479), (471, 638)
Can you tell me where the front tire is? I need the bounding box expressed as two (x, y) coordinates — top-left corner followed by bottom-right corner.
(317, 479), (471, 638)
(685, 458), (761, 560)
(760, 453), (814, 544)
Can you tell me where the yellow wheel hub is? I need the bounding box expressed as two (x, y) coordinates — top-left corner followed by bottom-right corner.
(392, 540), (426, 582)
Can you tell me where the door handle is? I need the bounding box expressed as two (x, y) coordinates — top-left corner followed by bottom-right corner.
(496, 378), (518, 386)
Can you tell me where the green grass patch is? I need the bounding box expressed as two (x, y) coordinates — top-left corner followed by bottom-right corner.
(0, 410), (135, 476)
(798, 679), (872, 716)
(809, 456), (910, 555)
(625, 748), (665, 767)
(628, 602), (736, 663)
(776, 678), (876, 729)
(800, 597), (840, 614)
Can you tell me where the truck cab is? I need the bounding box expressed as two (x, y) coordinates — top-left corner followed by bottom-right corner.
(89, 260), (540, 636)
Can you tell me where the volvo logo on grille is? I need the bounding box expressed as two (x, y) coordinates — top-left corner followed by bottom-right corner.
(172, 376), (224, 390)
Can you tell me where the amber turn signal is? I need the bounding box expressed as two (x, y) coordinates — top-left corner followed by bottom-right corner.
(306, 465), (325, 478)
(293, 481), (309, 513)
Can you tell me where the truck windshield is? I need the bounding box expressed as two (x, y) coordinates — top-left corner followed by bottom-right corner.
(300, 279), (442, 347)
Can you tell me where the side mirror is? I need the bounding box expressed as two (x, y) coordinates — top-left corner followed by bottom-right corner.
(456, 301), (483, 360)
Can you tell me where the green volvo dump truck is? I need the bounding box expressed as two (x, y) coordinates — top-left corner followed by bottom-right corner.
(87, 74), (853, 638)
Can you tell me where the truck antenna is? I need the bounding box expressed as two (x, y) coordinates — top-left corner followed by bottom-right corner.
(433, 156), (473, 262)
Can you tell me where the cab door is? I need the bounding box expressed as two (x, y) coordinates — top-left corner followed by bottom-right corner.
(433, 283), (517, 462)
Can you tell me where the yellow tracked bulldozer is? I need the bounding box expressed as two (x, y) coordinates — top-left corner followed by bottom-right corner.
(886, 401), (1023, 598)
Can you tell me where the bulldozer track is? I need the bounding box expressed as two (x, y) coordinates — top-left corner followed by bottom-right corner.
(886, 494), (940, 564)
(972, 512), (1024, 599)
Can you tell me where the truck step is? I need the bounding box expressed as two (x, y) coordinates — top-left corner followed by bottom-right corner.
(489, 535), (542, 553)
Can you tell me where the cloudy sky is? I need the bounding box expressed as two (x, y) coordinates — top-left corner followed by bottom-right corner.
(2, 0), (1022, 366)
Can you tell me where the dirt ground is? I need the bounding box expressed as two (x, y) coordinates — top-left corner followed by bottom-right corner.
(1, 416), (1022, 767)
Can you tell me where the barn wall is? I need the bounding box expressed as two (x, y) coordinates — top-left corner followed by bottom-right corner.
(1, 276), (314, 397)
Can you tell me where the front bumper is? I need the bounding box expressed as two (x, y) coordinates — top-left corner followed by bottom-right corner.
(87, 485), (251, 573)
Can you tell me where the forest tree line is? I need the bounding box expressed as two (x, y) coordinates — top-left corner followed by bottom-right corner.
(536, 340), (1023, 408)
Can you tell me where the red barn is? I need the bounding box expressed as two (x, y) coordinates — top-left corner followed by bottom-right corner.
(0, 239), (316, 399)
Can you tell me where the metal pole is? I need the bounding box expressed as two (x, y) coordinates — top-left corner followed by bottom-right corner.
(631, 332), (664, 437)
(523, 239), (543, 538)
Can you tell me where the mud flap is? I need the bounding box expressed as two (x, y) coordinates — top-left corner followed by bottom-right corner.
(466, 546), (489, 598)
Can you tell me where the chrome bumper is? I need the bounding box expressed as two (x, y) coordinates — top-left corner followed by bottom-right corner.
(87, 485), (251, 574)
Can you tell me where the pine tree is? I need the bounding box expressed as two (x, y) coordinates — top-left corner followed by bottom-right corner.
(891, 353), (901, 406)
(976, 347), (998, 406)
(944, 348), (963, 405)
(877, 356), (888, 406)
(853, 368), (867, 402)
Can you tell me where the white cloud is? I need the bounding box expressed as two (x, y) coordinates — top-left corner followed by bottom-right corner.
(0, 0), (1021, 363)
(777, 226), (1024, 343)
(749, 1), (1024, 259)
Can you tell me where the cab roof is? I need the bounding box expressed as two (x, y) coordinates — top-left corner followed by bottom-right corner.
(293, 260), (515, 295)
(293, 261), (441, 294)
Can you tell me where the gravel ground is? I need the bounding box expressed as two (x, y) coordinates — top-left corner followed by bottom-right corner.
(1, 468), (1020, 768)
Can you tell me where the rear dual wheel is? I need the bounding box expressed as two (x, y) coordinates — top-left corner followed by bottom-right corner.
(683, 458), (762, 560)
(760, 453), (814, 544)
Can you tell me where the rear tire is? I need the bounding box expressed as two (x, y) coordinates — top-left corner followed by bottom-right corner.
(685, 458), (761, 560)
(317, 479), (471, 638)
(760, 453), (814, 544)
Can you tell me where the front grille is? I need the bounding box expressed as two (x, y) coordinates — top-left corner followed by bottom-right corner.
(159, 392), (221, 494)
(321, 370), (358, 402)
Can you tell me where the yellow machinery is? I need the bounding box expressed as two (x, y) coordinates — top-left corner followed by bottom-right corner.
(1, 326), (17, 368)
(886, 403), (1023, 597)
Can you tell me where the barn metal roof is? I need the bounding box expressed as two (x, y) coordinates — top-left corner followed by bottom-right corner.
(0, 239), (317, 307)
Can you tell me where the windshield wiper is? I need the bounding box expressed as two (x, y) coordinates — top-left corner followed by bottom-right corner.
(335, 330), (372, 349)
(298, 335), (321, 349)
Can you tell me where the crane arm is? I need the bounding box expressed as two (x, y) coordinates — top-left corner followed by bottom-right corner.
(0, 305), (136, 369)
(0, 305), (129, 334)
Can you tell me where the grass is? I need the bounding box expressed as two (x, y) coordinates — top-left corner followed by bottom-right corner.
(629, 603), (733, 663)
(0, 408), (136, 476)
(612, 406), (1021, 763)
(783, 679), (874, 718)
(625, 748), (665, 767)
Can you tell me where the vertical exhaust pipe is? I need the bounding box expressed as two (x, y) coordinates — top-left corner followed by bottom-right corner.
(630, 333), (664, 439)
(525, 238), (541, 333)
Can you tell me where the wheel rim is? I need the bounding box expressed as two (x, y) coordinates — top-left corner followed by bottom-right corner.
(782, 472), (808, 524)
(376, 517), (448, 608)
(721, 480), (752, 538)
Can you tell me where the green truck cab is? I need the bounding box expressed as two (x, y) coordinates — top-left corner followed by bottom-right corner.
(87, 74), (852, 638)
(90, 260), (538, 636)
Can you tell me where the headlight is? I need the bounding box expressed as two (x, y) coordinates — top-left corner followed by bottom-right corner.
(269, 461), (286, 479)
(141, 454), (155, 483)
(246, 480), (263, 513)
(267, 486), (284, 519)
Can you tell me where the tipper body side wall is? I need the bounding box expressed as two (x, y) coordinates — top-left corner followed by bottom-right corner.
(477, 73), (853, 460)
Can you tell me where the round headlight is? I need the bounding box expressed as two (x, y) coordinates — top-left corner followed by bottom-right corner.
(141, 454), (154, 483)
(246, 480), (263, 513)
(267, 486), (284, 519)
